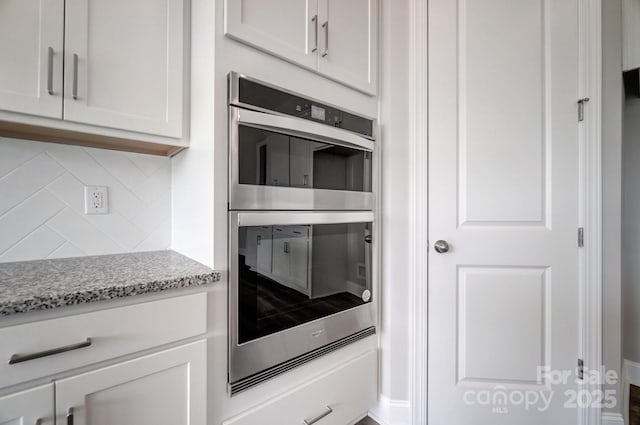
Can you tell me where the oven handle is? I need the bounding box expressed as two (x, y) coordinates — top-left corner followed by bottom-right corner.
(234, 107), (374, 152)
(235, 211), (375, 227)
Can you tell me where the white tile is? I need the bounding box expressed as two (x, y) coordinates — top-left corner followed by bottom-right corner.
(87, 148), (147, 189)
(48, 241), (86, 259)
(0, 190), (66, 253)
(46, 172), (85, 212)
(0, 153), (65, 215)
(0, 226), (65, 262)
(131, 162), (171, 204)
(47, 208), (124, 255)
(85, 213), (147, 251)
(132, 192), (171, 234)
(125, 152), (169, 176)
(46, 146), (145, 219)
(0, 138), (47, 176)
(134, 219), (171, 252)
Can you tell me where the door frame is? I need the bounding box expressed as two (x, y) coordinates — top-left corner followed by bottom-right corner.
(406, 0), (603, 424)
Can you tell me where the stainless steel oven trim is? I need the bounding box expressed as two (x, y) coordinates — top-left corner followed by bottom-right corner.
(228, 211), (376, 383)
(228, 71), (377, 141)
(229, 107), (375, 211)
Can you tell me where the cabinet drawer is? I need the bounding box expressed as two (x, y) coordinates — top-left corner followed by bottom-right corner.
(0, 293), (206, 389)
(224, 350), (377, 425)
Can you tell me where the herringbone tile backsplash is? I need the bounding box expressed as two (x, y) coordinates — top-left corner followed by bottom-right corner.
(0, 138), (172, 263)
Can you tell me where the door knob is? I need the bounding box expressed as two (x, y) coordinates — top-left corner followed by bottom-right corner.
(434, 240), (450, 254)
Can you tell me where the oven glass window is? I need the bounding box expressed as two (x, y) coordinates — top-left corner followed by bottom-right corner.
(238, 126), (372, 192)
(237, 222), (372, 344)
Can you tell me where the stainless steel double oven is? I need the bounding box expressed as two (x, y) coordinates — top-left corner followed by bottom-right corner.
(228, 72), (376, 394)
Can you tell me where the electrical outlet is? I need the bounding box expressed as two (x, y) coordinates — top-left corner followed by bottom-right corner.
(84, 186), (109, 214)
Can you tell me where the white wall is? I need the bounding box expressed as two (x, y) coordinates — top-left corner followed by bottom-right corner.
(602, 0), (623, 417)
(623, 98), (640, 363)
(378, 0), (410, 406)
(0, 137), (171, 263)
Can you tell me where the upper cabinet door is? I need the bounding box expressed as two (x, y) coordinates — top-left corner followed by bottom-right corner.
(225, 0), (318, 70)
(0, 0), (63, 118)
(317, 0), (378, 95)
(63, 0), (185, 138)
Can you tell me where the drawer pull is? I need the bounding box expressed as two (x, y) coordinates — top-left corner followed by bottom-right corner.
(8, 338), (92, 365)
(303, 406), (333, 425)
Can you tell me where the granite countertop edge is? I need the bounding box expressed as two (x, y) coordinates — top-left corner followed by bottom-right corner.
(0, 271), (221, 317)
(0, 251), (222, 317)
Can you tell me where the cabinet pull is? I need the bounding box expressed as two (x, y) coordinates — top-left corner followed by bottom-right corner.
(321, 21), (329, 58)
(303, 406), (333, 425)
(72, 54), (79, 100)
(67, 407), (74, 425)
(311, 15), (318, 53)
(284, 241), (290, 253)
(47, 47), (54, 95)
(8, 338), (92, 365)
(303, 174), (309, 186)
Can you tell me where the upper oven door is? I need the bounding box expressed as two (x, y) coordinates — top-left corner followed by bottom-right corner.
(229, 106), (375, 211)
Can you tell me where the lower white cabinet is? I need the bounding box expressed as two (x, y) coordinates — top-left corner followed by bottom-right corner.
(0, 383), (54, 425)
(55, 340), (206, 425)
(223, 349), (377, 425)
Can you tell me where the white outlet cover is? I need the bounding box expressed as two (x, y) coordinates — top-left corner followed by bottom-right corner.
(84, 186), (109, 215)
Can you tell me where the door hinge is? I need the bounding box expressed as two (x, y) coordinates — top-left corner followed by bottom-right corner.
(578, 97), (590, 122)
(578, 358), (584, 380)
(578, 227), (584, 247)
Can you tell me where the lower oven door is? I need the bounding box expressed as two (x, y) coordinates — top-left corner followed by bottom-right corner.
(229, 211), (375, 387)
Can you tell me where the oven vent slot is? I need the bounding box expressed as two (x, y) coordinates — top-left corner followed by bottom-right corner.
(229, 326), (376, 396)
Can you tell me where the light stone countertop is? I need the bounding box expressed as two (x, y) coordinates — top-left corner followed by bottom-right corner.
(0, 250), (221, 316)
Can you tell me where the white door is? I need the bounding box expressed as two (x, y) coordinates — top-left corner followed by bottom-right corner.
(0, 384), (54, 425)
(317, 0), (378, 95)
(428, 0), (580, 423)
(55, 340), (206, 425)
(0, 0), (63, 118)
(224, 0), (318, 70)
(63, 0), (185, 137)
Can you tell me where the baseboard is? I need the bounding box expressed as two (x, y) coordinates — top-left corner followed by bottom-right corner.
(369, 396), (410, 425)
(602, 412), (624, 425)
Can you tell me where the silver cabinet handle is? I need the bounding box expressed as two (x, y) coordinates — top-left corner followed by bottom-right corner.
(321, 22), (329, 57)
(303, 406), (333, 425)
(67, 407), (74, 425)
(9, 338), (92, 365)
(284, 241), (290, 253)
(72, 54), (79, 100)
(303, 174), (309, 186)
(47, 47), (54, 95)
(311, 15), (318, 53)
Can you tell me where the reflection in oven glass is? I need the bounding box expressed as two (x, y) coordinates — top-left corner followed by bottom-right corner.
(237, 223), (371, 344)
(238, 126), (372, 192)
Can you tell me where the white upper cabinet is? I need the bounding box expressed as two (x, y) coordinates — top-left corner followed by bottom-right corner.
(63, 0), (185, 137)
(0, 0), (64, 118)
(225, 0), (318, 69)
(317, 0), (378, 95)
(224, 0), (378, 95)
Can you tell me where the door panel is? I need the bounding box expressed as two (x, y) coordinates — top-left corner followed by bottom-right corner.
(0, 0), (63, 118)
(63, 0), (184, 137)
(0, 384), (54, 425)
(224, 0), (318, 70)
(55, 341), (206, 425)
(428, 0), (580, 423)
(317, 0), (378, 94)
